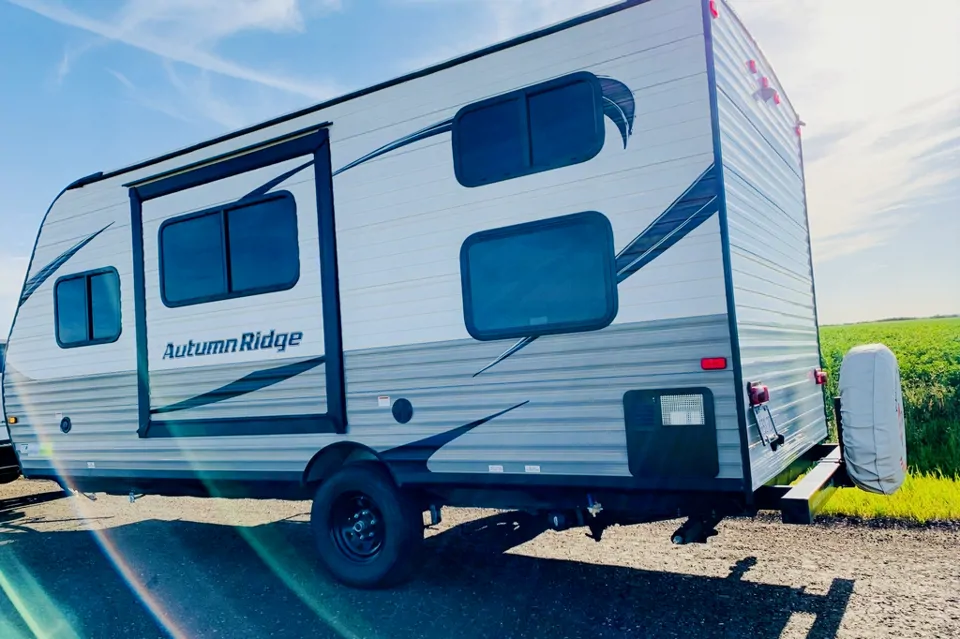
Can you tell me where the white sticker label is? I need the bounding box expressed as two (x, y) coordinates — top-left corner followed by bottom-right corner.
(18, 444), (29, 456)
(87, 461), (96, 469)
(669, 411), (700, 426)
(488, 465), (504, 473)
(524, 465), (541, 473)
(378, 396), (390, 408)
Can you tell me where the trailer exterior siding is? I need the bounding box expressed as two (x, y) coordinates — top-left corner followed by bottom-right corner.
(4, 0), (743, 491)
(711, 0), (827, 490)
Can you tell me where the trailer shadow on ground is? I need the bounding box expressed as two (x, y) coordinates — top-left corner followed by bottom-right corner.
(0, 504), (853, 639)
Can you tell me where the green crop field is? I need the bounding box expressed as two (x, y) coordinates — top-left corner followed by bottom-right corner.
(817, 316), (960, 522)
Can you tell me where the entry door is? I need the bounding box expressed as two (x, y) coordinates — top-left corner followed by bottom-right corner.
(129, 127), (345, 438)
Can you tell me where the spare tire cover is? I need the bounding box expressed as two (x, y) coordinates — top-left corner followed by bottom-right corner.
(838, 343), (907, 495)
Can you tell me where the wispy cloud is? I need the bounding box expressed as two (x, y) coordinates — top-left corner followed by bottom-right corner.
(55, 38), (102, 85)
(396, 0), (611, 72)
(162, 62), (249, 129)
(105, 67), (195, 124)
(10, 0), (343, 99)
(732, 0), (960, 262)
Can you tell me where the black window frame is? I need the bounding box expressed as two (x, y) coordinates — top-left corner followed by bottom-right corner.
(53, 266), (122, 349)
(459, 210), (618, 342)
(158, 190), (300, 308)
(452, 71), (606, 188)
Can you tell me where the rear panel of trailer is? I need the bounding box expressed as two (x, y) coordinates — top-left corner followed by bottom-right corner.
(710, 0), (828, 490)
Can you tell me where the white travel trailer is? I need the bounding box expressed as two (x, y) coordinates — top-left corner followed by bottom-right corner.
(2, 0), (905, 588)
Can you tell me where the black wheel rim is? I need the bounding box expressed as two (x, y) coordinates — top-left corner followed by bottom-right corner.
(330, 492), (385, 562)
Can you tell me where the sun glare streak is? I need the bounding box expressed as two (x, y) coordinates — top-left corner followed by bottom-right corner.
(0, 548), (80, 638)
(195, 468), (373, 639)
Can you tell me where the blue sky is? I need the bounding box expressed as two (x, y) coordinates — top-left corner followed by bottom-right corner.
(1, 0), (958, 334)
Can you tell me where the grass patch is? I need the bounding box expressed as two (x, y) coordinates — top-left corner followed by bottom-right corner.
(820, 317), (960, 476)
(821, 472), (960, 524)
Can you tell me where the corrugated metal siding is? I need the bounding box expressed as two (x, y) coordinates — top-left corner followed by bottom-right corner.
(347, 315), (740, 480)
(5, 315), (737, 482)
(713, 1), (827, 489)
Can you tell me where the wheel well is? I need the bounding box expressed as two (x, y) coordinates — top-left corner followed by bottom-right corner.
(302, 442), (388, 489)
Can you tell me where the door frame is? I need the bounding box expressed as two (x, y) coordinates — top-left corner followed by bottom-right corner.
(127, 124), (347, 438)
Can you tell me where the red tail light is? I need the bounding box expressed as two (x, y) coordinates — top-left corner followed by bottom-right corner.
(701, 357), (728, 370)
(814, 369), (828, 385)
(748, 382), (770, 406)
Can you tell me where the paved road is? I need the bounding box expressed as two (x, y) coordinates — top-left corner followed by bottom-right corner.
(0, 478), (957, 639)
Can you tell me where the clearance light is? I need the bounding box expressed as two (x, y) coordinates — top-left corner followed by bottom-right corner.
(6, 416), (17, 425)
(709, 0), (719, 19)
(760, 76), (770, 88)
(773, 91), (781, 105)
(814, 369), (828, 385)
(701, 357), (728, 370)
(747, 59), (757, 74)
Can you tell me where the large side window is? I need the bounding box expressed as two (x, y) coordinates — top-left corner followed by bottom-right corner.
(54, 267), (122, 348)
(452, 72), (605, 188)
(159, 192), (299, 307)
(460, 211), (618, 341)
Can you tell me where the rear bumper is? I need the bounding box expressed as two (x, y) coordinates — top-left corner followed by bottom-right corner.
(755, 444), (849, 524)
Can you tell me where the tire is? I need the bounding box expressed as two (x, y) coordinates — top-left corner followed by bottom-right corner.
(310, 463), (423, 589)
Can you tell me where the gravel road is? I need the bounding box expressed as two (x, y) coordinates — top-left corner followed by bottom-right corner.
(1, 478), (957, 639)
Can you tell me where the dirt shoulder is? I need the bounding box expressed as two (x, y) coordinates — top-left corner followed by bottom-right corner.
(1, 478), (957, 639)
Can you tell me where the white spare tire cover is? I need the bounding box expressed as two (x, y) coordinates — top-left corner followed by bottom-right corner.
(838, 344), (907, 495)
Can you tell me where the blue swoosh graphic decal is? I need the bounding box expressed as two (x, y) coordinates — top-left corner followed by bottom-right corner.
(332, 119), (454, 177)
(151, 355), (326, 415)
(18, 222), (114, 307)
(241, 159), (315, 201)
(380, 400), (529, 474)
(598, 76), (635, 148)
(474, 164), (720, 376)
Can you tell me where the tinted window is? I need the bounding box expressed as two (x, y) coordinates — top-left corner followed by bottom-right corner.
(55, 268), (121, 348)
(528, 80), (600, 167)
(227, 197), (299, 293)
(460, 211), (617, 341)
(160, 212), (226, 304)
(159, 192), (299, 307)
(55, 276), (88, 345)
(453, 72), (604, 188)
(454, 98), (526, 186)
(90, 271), (121, 340)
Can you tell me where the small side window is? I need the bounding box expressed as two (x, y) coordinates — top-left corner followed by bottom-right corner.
(54, 268), (122, 348)
(159, 192), (299, 307)
(452, 72), (605, 187)
(460, 211), (618, 341)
